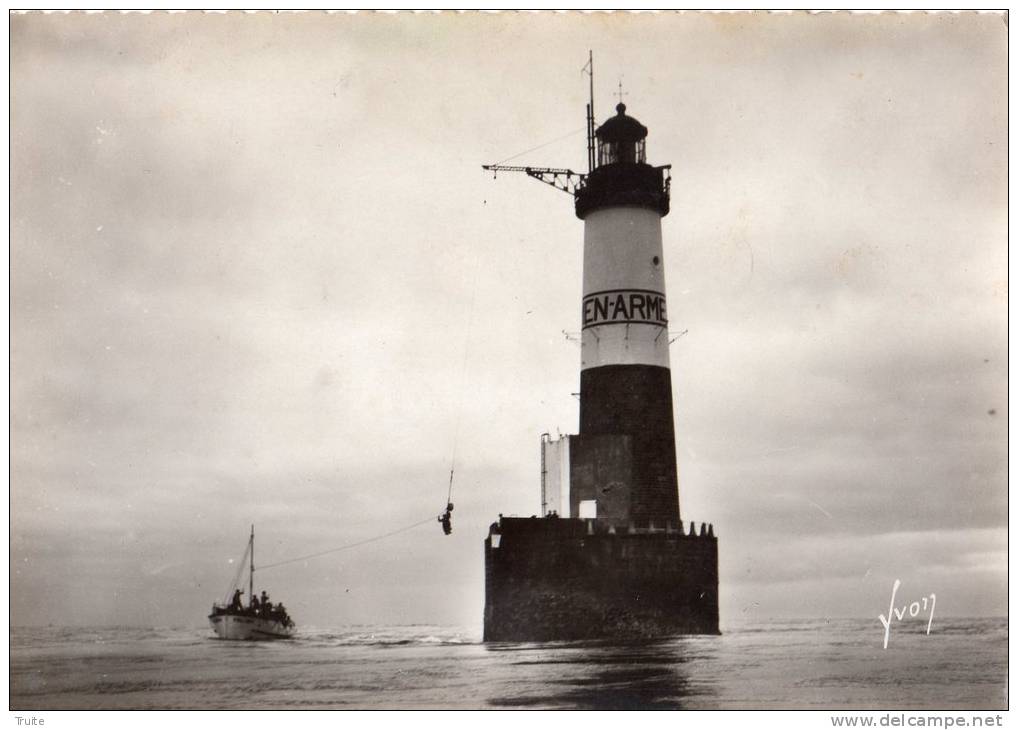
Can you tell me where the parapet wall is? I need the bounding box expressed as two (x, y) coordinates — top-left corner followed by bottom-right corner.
(484, 516), (719, 642)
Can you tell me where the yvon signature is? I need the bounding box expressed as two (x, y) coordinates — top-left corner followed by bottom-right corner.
(878, 579), (935, 649)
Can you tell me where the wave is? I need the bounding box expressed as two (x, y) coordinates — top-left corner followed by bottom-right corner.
(290, 626), (480, 647)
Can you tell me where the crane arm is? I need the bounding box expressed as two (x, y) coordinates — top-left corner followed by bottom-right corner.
(482, 164), (587, 196)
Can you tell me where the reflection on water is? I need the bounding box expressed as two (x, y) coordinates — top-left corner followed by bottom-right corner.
(486, 640), (697, 709)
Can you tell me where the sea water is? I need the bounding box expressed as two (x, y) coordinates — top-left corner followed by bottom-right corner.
(9, 618), (1006, 710)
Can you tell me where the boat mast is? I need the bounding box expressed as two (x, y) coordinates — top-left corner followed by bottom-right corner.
(249, 524), (254, 609)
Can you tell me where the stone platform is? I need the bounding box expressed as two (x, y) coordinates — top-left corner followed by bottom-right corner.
(483, 516), (719, 642)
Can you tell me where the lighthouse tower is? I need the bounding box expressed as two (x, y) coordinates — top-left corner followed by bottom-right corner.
(576, 102), (679, 530)
(481, 76), (719, 642)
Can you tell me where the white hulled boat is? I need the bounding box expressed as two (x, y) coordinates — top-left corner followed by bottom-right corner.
(208, 526), (296, 640)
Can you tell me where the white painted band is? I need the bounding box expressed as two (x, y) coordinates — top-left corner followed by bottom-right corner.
(581, 206), (670, 370)
(581, 323), (670, 370)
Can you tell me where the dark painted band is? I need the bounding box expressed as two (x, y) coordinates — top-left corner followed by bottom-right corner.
(580, 363), (680, 528)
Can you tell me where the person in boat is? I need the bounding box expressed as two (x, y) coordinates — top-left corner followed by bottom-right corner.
(438, 502), (453, 535)
(261, 590), (272, 614)
(230, 589), (244, 612)
(276, 604), (293, 628)
(251, 594), (260, 614)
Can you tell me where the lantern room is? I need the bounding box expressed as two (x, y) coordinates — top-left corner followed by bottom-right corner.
(595, 103), (648, 167)
(574, 102), (670, 220)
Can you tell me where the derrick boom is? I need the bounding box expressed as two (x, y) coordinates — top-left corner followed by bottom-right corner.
(482, 165), (587, 197)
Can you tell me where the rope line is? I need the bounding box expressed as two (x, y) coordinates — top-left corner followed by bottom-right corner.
(445, 234), (482, 506)
(255, 515), (440, 571)
(494, 127), (586, 167)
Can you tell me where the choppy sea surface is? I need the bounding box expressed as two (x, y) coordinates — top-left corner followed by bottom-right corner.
(10, 618), (1006, 710)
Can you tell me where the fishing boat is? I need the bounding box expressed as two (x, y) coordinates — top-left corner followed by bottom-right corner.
(208, 526), (296, 640)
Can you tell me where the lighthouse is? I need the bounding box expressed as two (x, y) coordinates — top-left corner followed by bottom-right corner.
(575, 102), (679, 531)
(482, 69), (719, 641)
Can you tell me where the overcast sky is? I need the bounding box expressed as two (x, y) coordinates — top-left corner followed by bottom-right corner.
(11, 11), (1007, 630)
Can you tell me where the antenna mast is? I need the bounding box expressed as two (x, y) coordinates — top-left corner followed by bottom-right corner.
(585, 50), (595, 173)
